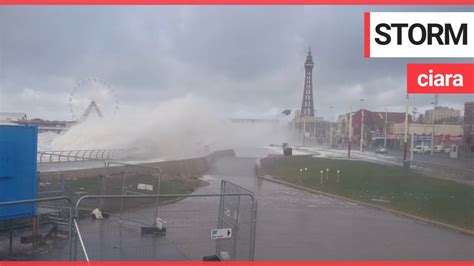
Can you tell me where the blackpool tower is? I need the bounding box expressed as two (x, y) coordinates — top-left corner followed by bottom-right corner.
(300, 47), (315, 117)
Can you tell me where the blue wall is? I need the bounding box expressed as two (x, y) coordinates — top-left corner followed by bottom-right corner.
(0, 125), (38, 220)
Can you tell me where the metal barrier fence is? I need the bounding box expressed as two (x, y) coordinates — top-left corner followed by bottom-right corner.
(1, 162), (257, 261)
(0, 196), (73, 261)
(38, 149), (122, 163)
(98, 162), (162, 214)
(73, 192), (256, 261)
(39, 173), (66, 198)
(218, 180), (257, 260)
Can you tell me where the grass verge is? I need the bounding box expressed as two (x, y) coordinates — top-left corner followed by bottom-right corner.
(260, 156), (474, 231)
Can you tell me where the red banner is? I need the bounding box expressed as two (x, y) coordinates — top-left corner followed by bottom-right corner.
(0, 0), (473, 4)
(0, 262), (473, 266)
(407, 64), (474, 94)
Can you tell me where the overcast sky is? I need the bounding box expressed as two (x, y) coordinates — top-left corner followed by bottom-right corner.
(0, 5), (472, 121)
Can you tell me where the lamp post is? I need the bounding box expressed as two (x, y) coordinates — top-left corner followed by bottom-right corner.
(410, 108), (417, 162)
(403, 94), (410, 166)
(303, 117), (306, 146)
(304, 167), (308, 181)
(430, 101), (436, 156)
(326, 168), (329, 180)
(320, 170), (324, 185)
(360, 99), (365, 152)
(330, 106), (334, 147)
(336, 170), (340, 183)
(348, 109), (353, 158)
(384, 108), (388, 148)
(299, 168), (303, 183)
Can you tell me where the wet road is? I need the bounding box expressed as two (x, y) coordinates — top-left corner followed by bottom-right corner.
(289, 146), (474, 185)
(314, 146), (473, 171)
(204, 148), (473, 260)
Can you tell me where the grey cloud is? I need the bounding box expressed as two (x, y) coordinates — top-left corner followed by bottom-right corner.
(0, 5), (473, 121)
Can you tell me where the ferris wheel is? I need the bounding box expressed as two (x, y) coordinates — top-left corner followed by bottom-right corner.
(68, 77), (119, 122)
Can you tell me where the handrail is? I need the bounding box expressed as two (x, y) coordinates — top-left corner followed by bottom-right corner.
(37, 149), (123, 163)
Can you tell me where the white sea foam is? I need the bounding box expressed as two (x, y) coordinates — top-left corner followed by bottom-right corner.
(51, 95), (291, 160)
(38, 131), (59, 151)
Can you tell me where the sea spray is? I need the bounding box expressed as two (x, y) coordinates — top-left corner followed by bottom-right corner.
(51, 95), (291, 160)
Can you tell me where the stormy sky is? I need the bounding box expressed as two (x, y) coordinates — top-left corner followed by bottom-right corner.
(0, 5), (472, 121)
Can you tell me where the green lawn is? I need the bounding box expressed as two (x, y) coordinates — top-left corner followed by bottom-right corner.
(261, 156), (474, 231)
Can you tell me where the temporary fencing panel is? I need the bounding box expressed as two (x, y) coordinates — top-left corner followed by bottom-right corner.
(0, 197), (73, 261)
(1, 160), (257, 261)
(218, 180), (257, 260)
(97, 163), (161, 217)
(73, 192), (256, 261)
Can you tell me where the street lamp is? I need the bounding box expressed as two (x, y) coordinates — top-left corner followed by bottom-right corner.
(348, 109), (353, 158)
(384, 108), (388, 148)
(304, 167), (308, 180)
(360, 99), (365, 152)
(336, 170), (340, 183)
(410, 108), (418, 162)
(326, 168), (330, 180)
(302, 116), (307, 147)
(299, 168), (303, 183)
(320, 170), (324, 185)
(430, 101), (436, 156)
(403, 94), (410, 167)
(330, 106), (334, 147)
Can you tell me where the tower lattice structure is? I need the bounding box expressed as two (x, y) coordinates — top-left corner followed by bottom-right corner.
(300, 48), (315, 117)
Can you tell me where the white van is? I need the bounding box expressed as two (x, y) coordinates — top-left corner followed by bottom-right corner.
(433, 145), (445, 153)
(411, 145), (431, 154)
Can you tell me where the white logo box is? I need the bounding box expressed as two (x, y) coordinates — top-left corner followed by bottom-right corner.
(366, 12), (474, 58)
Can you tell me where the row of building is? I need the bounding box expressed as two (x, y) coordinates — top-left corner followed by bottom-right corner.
(0, 112), (72, 133)
(292, 102), (474, 152)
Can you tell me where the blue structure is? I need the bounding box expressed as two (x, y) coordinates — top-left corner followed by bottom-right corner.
(0, 125), (38, 220)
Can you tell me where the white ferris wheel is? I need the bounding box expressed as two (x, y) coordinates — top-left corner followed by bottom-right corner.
(68, 77), (119, 122)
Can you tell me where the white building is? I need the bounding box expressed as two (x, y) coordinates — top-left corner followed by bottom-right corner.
(393, 123), (463, 136)
(424, 106), (461, 123)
